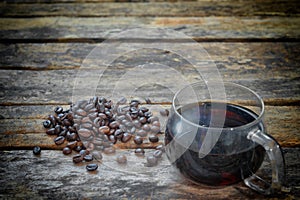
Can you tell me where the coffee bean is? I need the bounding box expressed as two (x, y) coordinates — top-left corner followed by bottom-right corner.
(83, 154), (93, 162)
(78, 100), (88, 109)
(105, 110), (113, 118)
(74, 145), (83, 152)
(114, 129), (123, 139)
(109, 121), (119, 129)
(92, 151), (103, 161)
(116, 155), (127, 164)
(103, 147), (115, 154)
(73, 154), (83, 163)
(146, 155), (158, 167)
(109, 128), (115, 135)
(142, 124), (151, 131)
(93, 137), (103, 146)
(86, 163), (98, 171)
(105, 101), (112, 109)
(55, 116), (62, 125)
(48, 115), (56, 126)
(62, 118), (72, 127)
(134, 148), (145, 156)
(78, 128), (92, 138)
(43, 120), (52, 128)
(121, 132), (132, 143)
(66, 131), (77, 141)
(119, 124), (127, 132)
(148, 116), (159, 123)
(153, 150), (163, 158)
(81, 123), (93, 129)
(125, 121), (133, 127)
(150, 125), (160, 134)
(91, 96), (98, 106)
(128, 126), (136, 134)
(54, 136), (65, 145)
(133, 120), (142, 128)
(133, 136), (143, 145)
(33, 146), (41, 155)
(86, 142), (95, 151)
(81, 117), (92, 124)
(54, 125), (62, 134)
(98, 103), (105, 113)
(84, 103), (94, 111)
(66, 141), (77, 149)
(79, 149), (89, 156)
(137, 130), (147, 137)
(149, 135), (159, 143)
(145, 98), (151, 104)
(159, 109), (169, 116)
(54, 106), (63, 114)
(130, 100), (140, 107)
(46, 128), (56, 135)
(152, 121), (161, 127)
(144, 111), (153, 118)
(59, 129), (67, 137)
(75, 109), (87, 116)
(88, 112), (98, 120)
(109, 135), (117, 144)
(99, 126), (110, 134)
(68, 126), (76, 133)
(139, 117), (147, 124)
(63, 147), (72, 155)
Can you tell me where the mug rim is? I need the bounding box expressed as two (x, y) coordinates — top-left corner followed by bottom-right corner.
(172, 81), (265, 131)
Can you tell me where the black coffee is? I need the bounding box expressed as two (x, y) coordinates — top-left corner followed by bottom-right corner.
(165, 102), (265, 186)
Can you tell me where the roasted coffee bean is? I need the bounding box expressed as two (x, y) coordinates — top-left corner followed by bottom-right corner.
(153, 150), (163, 158)
(74, 145), (83, 152)
(73, 154), (83, 163)
(66, 131), (77, 141)
(105, 110), (113, 118)
(149, 135), (159, 143)
(43, 120), (52, 128)
(140, 107), (149, 113)
(79, 149), (89, 156)
(130, 106), (138, 113)
(152, 121), (161, 127)
(54, 136), (65, 145)
(116, 155), (127, 164)
(93, 117), (101, 128)
(109, 121), (119, 129)
(98, 113), (107, 119)
(81, 123), (93, 129)
(48, 115), (56, 126)
(99, 97), (107, 103)
(109, 128), (115, 135)
(116, 115), (126, 121)
(78, 100), (88, 109)
(81, 117), (92, 124)
(54, 125), (62, 134)
(159, 109), (169, 116)
(103, 147), (115, 154)
(130, 100), (140, 107)
(83, 154), (93, 162)
(128, 126), (136, 134)
(144, 111), (153, 118)
(92, 127), (99, 135)
(104, 101), (112, 109)
(148, 116), (159, 123)
(63, 147), (72, 155)
(98, 103), (105, 113)
(86, 163), (98, 171)
(150, 125), (160, 134)
(102, 141), (111, 148)
(109, 135), (117, 144)
(92, 151), (103, 161)
(142, 124), (151, 132)
(137, 130), (147, 137)
(133, 120), (142, 128)
(88, 112), (98, 120)
(93, 138), (103, 146)
(33, 146), (41, 155)
(86, 142), (95, 151)
(125, 113), (132, 121)
(54, 106), (63, 114)
(134, 148), (145, 156)
(84, 103), (94, 111)
(133, 136), (143, 145)
(99, 126), (110, 134)
(145, 98), (151, 104)
(117, 107), (126, 115)
(139, 117), (147, 124)
(137, 110), (144, 117)
(121, 132), (132, 143)
(75, 109), (87, 116)
(46, 128), (56, 135)
(119, 124), (127, 132)
(78, 128), (92, 138)
(114, 129), (123, 139)
(146, 155), (158, 167)
(125, 121), (133, 127)
(155, 144), (165, 152)
(59, 129), (67, 137)
(91, 96), (98, 106)
(66, 141), (77, 149)
(63, 118), (72, 127)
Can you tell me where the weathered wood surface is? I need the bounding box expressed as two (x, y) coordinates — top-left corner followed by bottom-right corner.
(0, 105), (299, 148)
(1, 17), (300, 41)
(0, 148), (299, 199)
(1, 1), (299, 17)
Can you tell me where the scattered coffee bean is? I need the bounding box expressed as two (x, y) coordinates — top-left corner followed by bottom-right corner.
(48, 115), (56, 126)
(109, 135), (117, 144)
(73, 154), (83, 163)
(121, 132), (132, 143)
(54, 106), (63, 114)
(79, 149), (89, 156)
(46, 128), (56, 135)
(66, 141), (77, 149)
(86, 163), (98, 171)
(155, 144), (165, 152)
(33, 146), (41, 155)
(153, 150), (163, 158)
(142, 124), (151, 131)
(116, 155), (127, 164)
(133, 136), (143, 145)
(99, 126), (110, 135)
(146, 155), (158, 167)
(92, 151), (103, 161)
(84, 154), (94, 162)
(43, 120), (52, 128)
(114, 129), (123, 139)
(63, 147), (72, 155)
(137, 130), (147, 137)
(134, 148), (145, 156)
(149, 135), (159, 143)
(54, 136), (65, 145)
(150, 125), (160, 134)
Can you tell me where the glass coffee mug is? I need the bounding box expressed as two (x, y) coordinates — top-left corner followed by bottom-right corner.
(165, 82), (286, 195)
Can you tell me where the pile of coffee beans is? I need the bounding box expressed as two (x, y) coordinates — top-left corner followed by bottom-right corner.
(42, 96), (167, 171)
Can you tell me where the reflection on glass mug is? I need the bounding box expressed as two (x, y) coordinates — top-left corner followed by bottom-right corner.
(165, 82), (288, 195)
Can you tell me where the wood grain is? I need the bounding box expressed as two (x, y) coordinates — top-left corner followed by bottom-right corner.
(1, 17), (300, 41)
(0, 148), (299, 199)
(1, 1), (299, 17)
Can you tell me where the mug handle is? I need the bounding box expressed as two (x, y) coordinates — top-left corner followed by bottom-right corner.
(245, 129), (287, 195)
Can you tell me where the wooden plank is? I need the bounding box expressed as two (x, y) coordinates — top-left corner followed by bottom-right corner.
(0, 148), (299, 199)
(0, 105), (299, 148)
(1, 43), (300, 70)
(0, 1), (299, 17)
(1, 17), (300, 40)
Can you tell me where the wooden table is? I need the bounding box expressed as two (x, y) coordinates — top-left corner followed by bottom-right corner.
(0, 0), (299, 199)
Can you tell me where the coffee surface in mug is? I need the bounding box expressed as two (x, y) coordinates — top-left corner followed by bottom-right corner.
(165, 102), (266, 186)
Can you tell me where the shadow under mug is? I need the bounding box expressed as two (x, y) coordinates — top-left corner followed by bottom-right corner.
(165, 81), (286, 195)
